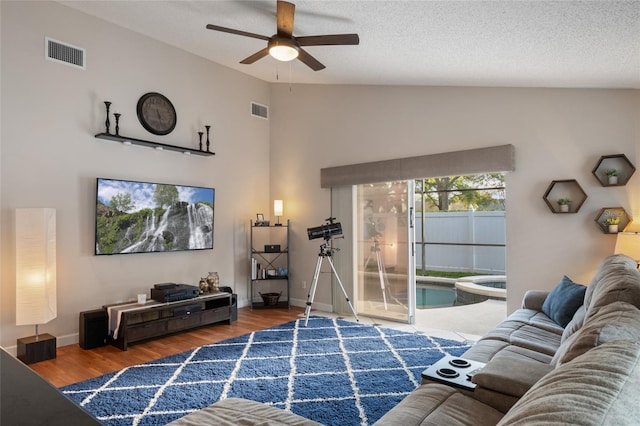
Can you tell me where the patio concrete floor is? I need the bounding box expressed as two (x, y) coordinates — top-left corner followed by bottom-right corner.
(304, 298), (507, 344)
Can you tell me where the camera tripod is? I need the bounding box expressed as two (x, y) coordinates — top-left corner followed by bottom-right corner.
(304, 238), (359, 326)
(363, 238), (389, 310)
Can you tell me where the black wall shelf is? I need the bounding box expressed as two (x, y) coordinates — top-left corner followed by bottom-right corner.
(95, 133), (214, 156)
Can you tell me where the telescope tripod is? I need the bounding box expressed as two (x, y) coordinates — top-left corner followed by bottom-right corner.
(363, 239), (389, 310)
(304, 239), (359, 327)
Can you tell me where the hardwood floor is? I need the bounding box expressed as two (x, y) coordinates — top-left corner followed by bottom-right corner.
(30, 307), (305, 388)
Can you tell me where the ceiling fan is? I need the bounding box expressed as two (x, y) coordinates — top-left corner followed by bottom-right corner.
(206, 0), (359, 71)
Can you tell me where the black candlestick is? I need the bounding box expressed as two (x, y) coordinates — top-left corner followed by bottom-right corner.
(104, 101), (112, 134)
(114, 113), (121, 136)
(198, 131), (203, 151)
(205, 125), (211, 152)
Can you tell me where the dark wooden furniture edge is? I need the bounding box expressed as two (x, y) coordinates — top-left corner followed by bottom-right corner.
(106, 292), (233, 351)
(1, 348), (101, 425)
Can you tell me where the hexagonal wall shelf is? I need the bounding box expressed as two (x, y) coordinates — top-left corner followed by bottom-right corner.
(543, 179), (588, 214)
(592, 154), (636, 186)
(594, 207), (632, 234)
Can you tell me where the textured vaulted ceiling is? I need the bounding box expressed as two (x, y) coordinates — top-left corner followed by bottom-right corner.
(59, 0), (640, 88)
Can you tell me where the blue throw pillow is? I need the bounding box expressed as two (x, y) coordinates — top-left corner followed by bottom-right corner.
(541, 276), (586, 327)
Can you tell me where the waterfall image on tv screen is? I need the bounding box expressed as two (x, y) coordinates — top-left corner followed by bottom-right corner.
(95, 178), (214, 255)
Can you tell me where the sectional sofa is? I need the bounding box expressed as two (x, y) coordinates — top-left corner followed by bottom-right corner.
(169, 254), (640, 425)
(375, 253), (640, 425)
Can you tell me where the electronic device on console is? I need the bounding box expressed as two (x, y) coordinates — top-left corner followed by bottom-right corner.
(151, 283), (199, 303)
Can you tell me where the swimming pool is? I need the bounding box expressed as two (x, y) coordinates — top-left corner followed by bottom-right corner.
(416, 275), (506, 309)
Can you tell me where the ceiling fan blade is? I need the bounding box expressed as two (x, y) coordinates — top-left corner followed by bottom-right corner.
(206, 24), (270, 41)
(297, 34), (360, 46)
(297, 48), (325, 71)
(277, 0), (295, 36)
(240, 48), (270, 64)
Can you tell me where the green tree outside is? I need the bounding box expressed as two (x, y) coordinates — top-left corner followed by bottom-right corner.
(416, 173), (504, 212)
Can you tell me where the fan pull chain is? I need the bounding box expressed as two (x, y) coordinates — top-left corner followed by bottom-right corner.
(289, 61), (293, 92)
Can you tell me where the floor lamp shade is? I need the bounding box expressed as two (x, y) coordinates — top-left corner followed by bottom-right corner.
(615, 232), (640, 264)
(16, 208), (57, 326)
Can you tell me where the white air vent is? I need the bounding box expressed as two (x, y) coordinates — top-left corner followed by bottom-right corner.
(251, 102), (269, 120)
(45, 37), (85, 70)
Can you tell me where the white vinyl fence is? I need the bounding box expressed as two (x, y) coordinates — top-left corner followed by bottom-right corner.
(415, 210), (505, 274)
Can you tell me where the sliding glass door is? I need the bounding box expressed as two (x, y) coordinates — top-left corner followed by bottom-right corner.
(355, 181), (415, 323)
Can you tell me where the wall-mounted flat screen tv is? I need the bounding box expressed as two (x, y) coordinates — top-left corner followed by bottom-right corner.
(95, 178), (214, 255)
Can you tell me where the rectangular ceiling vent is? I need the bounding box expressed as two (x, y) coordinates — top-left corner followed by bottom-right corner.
(45, 37), (85, 70)
(251, 102), (269, 120)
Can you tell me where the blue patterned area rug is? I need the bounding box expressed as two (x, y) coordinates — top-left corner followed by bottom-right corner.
(61, 316), (471, 426)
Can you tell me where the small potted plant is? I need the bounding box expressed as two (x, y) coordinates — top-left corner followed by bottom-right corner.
(603, 217), (620, 233)
(606, 169), (620, 185)
(557, 198), (571, 212)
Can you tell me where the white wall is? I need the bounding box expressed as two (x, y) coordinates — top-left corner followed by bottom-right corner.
(0, 1), (271, 349)
(269, 85), (639, 314)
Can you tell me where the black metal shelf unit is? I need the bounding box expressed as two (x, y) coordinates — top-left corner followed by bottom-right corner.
(249, 220), (290, 309)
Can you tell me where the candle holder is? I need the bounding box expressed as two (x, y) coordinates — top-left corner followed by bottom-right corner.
(114, 113), (121, 136)
(205, 125), (211, 152)
(104, 101), (112, 134)
(198, 131), (204, 151)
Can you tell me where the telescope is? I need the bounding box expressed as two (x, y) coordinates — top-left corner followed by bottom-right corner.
(307, 217), (343, 240)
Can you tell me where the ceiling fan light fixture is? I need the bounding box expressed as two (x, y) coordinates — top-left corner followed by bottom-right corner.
(269, 38), (299, 62)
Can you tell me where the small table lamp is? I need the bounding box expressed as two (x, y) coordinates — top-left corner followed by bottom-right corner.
(615, 231), (640, 268)
(274, 200), (284, 226)
(15, 208), (57, 364)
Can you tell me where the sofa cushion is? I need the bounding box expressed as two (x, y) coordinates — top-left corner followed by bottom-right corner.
(560, 304), (585, 343)
(506, 309), (564, 335)
(541, 276), (586, 327)
(373, 383), (504, 426)
(463, 339), (553, 365)
(552, 301), (640, 366)
(498, 340), (640, 426)
(472, 357), (554, 399)
(166, 397), (322, 426)
(583, 254), (640, 321)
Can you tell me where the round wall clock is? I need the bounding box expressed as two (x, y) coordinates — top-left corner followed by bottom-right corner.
(136, 92), (177, 136)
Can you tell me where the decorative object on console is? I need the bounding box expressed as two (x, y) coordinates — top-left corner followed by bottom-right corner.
(274, 199), (283, 225)
(198, 131), (203, 151)
(136, 92), (177, 136)
(103, 101), (111, 134)
(95, 178), (215, 255)
(113, 112), (121, 136)
(205, 125), (211, 152)
(206, 272), (220, 292)
(15, 208), (57, 364)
